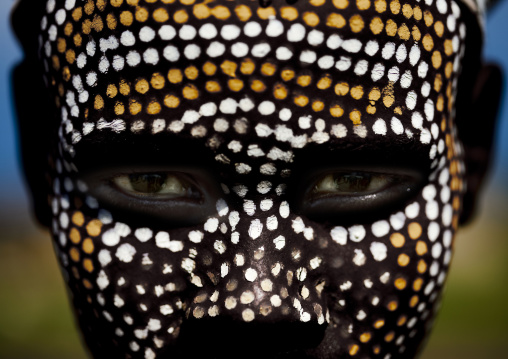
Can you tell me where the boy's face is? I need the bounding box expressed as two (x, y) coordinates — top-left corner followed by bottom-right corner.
(25, 0), (475, 357)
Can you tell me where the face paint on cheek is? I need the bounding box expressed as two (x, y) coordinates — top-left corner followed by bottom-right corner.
(39, 0), (470, 357)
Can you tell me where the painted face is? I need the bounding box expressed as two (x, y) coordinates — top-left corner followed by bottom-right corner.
(33, 0), (473, 357)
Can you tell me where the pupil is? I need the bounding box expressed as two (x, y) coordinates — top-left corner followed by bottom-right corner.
(129, 174), (165, 193)
(337, 173), (371, 192)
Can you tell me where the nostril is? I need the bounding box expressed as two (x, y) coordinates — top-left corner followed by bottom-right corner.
(173, 318), (327, 358)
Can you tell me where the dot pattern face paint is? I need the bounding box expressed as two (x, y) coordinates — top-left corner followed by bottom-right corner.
(33, 0), (471, 358)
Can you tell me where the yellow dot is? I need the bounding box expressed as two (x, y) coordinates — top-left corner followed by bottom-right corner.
(366, 105), (376, 114)
(385, 19), (397, 36)
(235, 5), (252, 21)
(375, 0), (386, 12)
(221, 60), (237, 77)
(164, 94), (180, 108)
(351, 86), (364, 99)
(111, 0), (123, 7)
(72, 211), (85, 226)
(57, 38), (66, 53)
(412, 25), (422, 41)
(317, 76), (332, 89)
(413, 278), (423, 291)
(180, 0), (195, 5)
(310, 0), (326, 5)
(84, 1), (95, 15)
(416, 241), (428, 255)
(397, 315), (407, 326)
(256, 6), (275, 20)
(119, 80), (130, 95)
(297, 75), (312, 87)
(374, 319), (385, 328)
(153, 7), (169, 22)
(69, 228), (81, 244)
(240, 59), (255, 75)
(174, 9), (189, 23)
(135, 79), (149, 94)
(414, 6), (422, 20)
(212, 5), (231, 20)
(280, 6), (298, 21)
(183, 85), (199, 99)
(151, 73), (165, 89)
(408, 222), (422, 239)
(398, 253), (410, 266)
(82, 238), (94, 254)
(333, 0), (349, 9)
(303, 12), (320, 27)
(228, 79), (244, 92)
(418, 259), (427, 273)
(72, 7), (83, 21)
(359, 332), (372, 342)
(106, 13), (117, 30)
(120, 10), (133, 26)
(281, 69), (295, 81)
(432, 50), (442, 69)
(106, 84), (118, 98)
(370, 17), (384, 34)
(387, 300), (398, 311)
(206, 81), (221, 92)
(434, 74), (443, 92)
(350, 14), (364, 32)
(261, 63), (277, 76)
(94, 95), (104, 110)
(390, 0), (400, 14)
(373, 346), (381, 355)
(273, 83), (288, 99)
(312, 100), (324, 112)
(193, 3), (211, 19)
(349, 344), (359, 356)
(349, 110), (362, 125)
(135, 7), (149, 22)
(327, 13), (346, 28)
(203, 61), (217, 75)
(390, 233), (405, 248)
(357, 0), (371, 10)
(168, 69), (183, 83)
(398, 23), (410, 40)
(83, 258), (94, 273)
(147, 101), (161, 115)
(129, 99), (142, 115)
(330, 105), (344, 117)
(335, 82), (349, 96)
(402, 3), (413, 18)
(434, 21), (444, 37)
(70, 247), (80, 262)
(83, 279), (93, 289)
(294, 95), (309, 107)
(251, 80), (267, 92)
(424, 10), (433, 27)
(385, 332), (395, 342)
(409, 295), (419, 307)
(369, 87), (381, 101)
(394, 278), (407, 290)
(184, 66), (199, 80)
(444, 39), (454, 56)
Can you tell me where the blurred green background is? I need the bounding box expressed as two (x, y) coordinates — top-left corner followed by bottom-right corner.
(1, 0), (507, 358)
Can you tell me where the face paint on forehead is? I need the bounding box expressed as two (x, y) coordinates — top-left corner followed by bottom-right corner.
(37, 0), (468, 358)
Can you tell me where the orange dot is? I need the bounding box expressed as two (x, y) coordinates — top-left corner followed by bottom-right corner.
(416, 241), (428, 255)
(417, 259), (427, 273)
(349, 344), (359, 356)
(387, 300), (398, 311)
(408, 222), (422, 239)
(394, 278), (407, 290)
(69, 228), (81, 244)
(82, 238), (94, 254)
(385, 331), (395, 342)
(69, 247), (80, 262)
(83, 258), (94, 273)
(398, 253), (410, 266)
(397, 315), (407, 326)
(330, 105), (344, 117)
(409, 295), (419, 307)
(359, 332), (372, 342)
(86, 219), (102, 237)
(72, 211), (85, 226)
(374, 319), (385, 328)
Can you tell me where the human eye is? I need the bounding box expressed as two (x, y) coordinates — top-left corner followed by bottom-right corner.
(82, 168), (220, 226)
(297, 169), (423, 223)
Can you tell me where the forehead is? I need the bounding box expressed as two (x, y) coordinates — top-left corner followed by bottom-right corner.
(37, 0), (466, 163)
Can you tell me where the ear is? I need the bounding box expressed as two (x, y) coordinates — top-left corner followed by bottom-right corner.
(459, 63), (504, 225)
(13, 59), (55, 228)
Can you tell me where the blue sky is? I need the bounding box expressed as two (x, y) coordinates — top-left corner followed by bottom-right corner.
(1, 0), (507, 207)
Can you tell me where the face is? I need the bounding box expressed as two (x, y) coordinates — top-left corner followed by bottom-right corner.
(21, 0), (475, 357)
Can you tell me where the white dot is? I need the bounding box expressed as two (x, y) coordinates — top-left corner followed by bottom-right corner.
(405, 202), (420, 218)
(276, 46), (293, 60)
(318, 55), (334, 69)
(335, 56), (352, 71)
(387, 66), (400, 82)
(179, 24), (197, 40)
(432, 242), (443, 259)
(370, 242), (388, 261)
(342, 39), (362, 53)
(143, 48), (159, 65)
(221, 24), (240, 40)
(207, 41), (226, 57)
(371, 63), (385, 81)
(244, 21), (262, 37)
(231, 42), (249, 57)
(98, 249), (112, 267)
(258, 101), (276, 115)
(348, 225), (366, 242)
(139, 26), (156, 42)
(116, 243), (136, 263)
(382, 42), (396, 59)
(330, 226), (347, 245)
(391, 117), (404, 135)
(204, 218), (219, 233)
(436, 0), (448, 14)
(390, 212), (406, 230)
(287, 23), (306, 42)
(159, 25), (176, 40)
(307, 29), (324, 45)
(373, 119), (387, 135)
(199, 23), (217, 39)
(126, 50), (141, 66)
(163, 45), (180, 62)
(266, 18), (284, 37)
(184, 44), (201, 60)
(326, 34), (343, 49)
(248, 219), (263, 239)
(406, 91), (417, 110)
(102, 229), (120, 246)
(245, 268), (258, 282)
(55, 9), (66, 25)
(252, 43), (271, 57)
(365, 40), (379, 56)
(418, 61), (429, 78)
(371, 220), (390, 237)
(396, 44), (407, 63)
(426, 201), (440, 220)
(279, 108), (292, 121)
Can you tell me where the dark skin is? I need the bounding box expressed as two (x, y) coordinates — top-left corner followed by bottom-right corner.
(11, 1), (504, 358)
